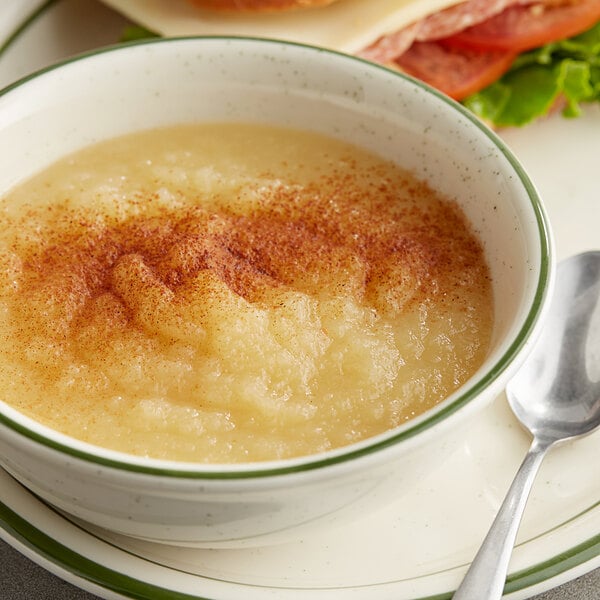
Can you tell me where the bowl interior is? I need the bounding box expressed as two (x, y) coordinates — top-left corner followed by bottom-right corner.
(0, 37), (551, 470)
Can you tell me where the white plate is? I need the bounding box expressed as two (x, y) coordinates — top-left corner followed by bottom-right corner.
(0, 2), (599, 599)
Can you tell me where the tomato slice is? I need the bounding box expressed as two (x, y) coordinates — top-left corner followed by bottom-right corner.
(445, 1), (600, 53)
(395, 41), (517, 101)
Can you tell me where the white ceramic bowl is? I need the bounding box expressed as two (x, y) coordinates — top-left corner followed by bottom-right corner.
(0, 37), (553, 547)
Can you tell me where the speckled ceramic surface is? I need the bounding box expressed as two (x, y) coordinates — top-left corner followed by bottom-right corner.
(0, 32), (553, 548)
(0, 2), (597, 599)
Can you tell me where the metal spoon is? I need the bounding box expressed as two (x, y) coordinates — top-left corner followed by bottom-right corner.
(453, 251), (600, 599)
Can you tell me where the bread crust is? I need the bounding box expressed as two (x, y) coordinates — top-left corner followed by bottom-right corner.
(188, 0), (339, 12)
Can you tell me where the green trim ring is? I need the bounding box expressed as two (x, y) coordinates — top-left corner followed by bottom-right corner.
(1, 491), (598, 600)
(0, 36), (552, 479)
(0, 0), (56, 58)
(0, 499), (207, 600)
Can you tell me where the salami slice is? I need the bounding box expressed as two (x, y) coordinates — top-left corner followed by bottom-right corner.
(356, 0), (575, 66)
(358, 0), (524, 66)
(357, 23), (420, 63)
(416, 0), (525, 41)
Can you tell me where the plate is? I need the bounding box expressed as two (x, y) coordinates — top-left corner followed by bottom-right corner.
(0, 2), (599, 599)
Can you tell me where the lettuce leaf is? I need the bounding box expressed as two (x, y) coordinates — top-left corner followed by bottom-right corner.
(463, 21), (600, 127)
(120, 25), (159, 42)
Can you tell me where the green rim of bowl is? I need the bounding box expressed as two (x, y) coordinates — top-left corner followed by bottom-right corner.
(0, 36), (552, 479)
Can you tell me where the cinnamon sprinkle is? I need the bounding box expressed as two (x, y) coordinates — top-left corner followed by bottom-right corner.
(11, 169), (486, 347)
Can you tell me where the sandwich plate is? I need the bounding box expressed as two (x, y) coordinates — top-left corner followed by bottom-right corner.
(0, 1), (599, 599)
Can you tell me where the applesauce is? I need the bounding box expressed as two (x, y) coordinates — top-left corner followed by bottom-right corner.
(0, 123), (493, 462)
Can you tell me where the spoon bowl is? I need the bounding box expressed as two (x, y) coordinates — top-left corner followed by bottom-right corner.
(508, 251), (600, 441)
(454, 251), (600, 599)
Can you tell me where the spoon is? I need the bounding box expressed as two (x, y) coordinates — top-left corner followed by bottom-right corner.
(453, 251), (600, 599)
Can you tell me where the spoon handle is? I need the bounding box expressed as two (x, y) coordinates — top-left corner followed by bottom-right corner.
(452, 437), (553, 600)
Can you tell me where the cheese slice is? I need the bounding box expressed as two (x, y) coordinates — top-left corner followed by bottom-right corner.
(100, 0), (466, 54)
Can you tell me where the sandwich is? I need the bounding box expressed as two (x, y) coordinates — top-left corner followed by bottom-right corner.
(102, 0), (600, 126)
(186, 1), (339, 10)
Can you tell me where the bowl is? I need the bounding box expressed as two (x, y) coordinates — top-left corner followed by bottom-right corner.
(0, 37), (553, 547)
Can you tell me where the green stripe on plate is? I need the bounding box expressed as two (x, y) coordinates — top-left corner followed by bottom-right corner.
(0, 0), (58, 57)
(1, 491), (598, 600)
(0, 498), (209, 600)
